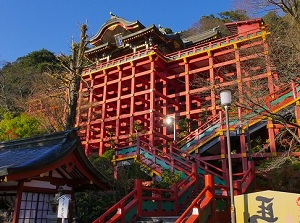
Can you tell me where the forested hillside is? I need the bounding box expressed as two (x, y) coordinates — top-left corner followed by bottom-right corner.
(0, 49), (62, 139)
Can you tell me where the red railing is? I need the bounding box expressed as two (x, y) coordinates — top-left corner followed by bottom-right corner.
(92, 188), (138, 223)
(82, 48), (154, 75)
(166, 27), (266, 61)
(113, 136), (226, 184)
(235, 161), (256, 195)
(137, 139), (192, 175)
(170, 145), (225, 182)
(93, 167), (216, 222)
(266, 82), (299, 111)
(176, 115), (220, 148)
(176, 175), (215, 223)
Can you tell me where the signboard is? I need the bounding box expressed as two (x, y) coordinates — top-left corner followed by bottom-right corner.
(235, 190), (300, 223)
(115, 34), (123, 47)
(57, 195), (70, 219)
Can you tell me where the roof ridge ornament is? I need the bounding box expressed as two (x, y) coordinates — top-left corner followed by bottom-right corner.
(110, 12), (119, 19)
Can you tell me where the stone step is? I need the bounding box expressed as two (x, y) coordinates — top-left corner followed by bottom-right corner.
(134, 216), (179, 223)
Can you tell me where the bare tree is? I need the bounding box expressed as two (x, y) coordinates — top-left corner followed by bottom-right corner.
(50, 23), (90, 130)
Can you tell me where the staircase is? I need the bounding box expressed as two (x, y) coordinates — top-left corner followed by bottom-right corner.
(93, 82), (300, 223)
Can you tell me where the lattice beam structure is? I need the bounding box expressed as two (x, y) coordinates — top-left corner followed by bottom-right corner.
(76, 18), (279, 156)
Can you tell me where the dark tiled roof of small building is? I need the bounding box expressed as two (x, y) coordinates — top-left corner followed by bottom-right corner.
(182, 26), (221, 47)
(0, 129), (109, 189)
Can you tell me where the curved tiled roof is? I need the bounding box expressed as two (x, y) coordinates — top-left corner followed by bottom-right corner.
(90, 13), (144, 46)
(0, 129), (109, 189)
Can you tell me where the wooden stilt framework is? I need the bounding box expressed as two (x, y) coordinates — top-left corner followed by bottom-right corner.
(75, 18), (282, 156)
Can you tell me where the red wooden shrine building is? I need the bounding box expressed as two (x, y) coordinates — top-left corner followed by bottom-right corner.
(77, 14), (285, 157)
(75, 15), (300, 222)
(0, 130), (108, 223)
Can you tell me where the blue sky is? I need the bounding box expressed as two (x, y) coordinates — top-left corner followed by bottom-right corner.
(0, 0), (235, 63)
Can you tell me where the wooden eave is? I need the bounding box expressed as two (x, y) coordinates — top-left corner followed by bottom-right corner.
(90, 16), (145, 46)
(122, 25), (177, 44)
(85, 43), (115, 59)
(0, 130), (109, 189)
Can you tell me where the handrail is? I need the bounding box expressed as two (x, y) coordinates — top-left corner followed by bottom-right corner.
(138, 140), (192, 175)
(166, 27), (266, 61)
(176, 186), (211, 223)
(236, 161), (256, 195)
(266, 82), (299, 108)
(114, 137), (225, 183)
(83, 48), (154, 74)
(92, 189), (137, 223)
(176, 175), (215, 223)
(171, 146), (225, 181)
(93, 168), (202, 222)
(177, 171), (196, 189)
(176, 115), (220, 147)
(176, 82), (300, 158)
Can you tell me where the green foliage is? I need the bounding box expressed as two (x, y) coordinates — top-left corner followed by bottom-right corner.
(154, 169), (181, 189)
(90, 153), (150, 191)
(16, 49), (60, 73)
(0, 49), (61, 113)
(117, 162), (150, 192)
(74, 190), (117, 223)
(178, 118), (192, 139)
(0, 112), (46, 141)
(89, 154), (115, 185)
(133, 120), (142, 133)
(101, 149), (115, 160)
(250, 136), (264, 153)
(218, 10), (249, 22)
(183, 10), (250, 38)
(257, 158), (300, 193)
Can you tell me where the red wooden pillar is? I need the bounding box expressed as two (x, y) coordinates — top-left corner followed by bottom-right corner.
(219, 110), (228, 181)
(77, 78), (89, 154)
(267, 119), (277, 156)
(192, 163), (198, 191)
(204, 175), (214, 197)
(238, 108), (248, 173)
(162, 69), (168, 142)
(295, 101), (300, 138)
(239, 134), (248, 172)
(149, 56), (156, 146)
(263, 31), (275, 95)
(171, 183), (179, 213)
(134, 179), (143, 215)
(184, 58), (191, 119)
(99, 70), (108, 155)
(234, 43), (244, 105)
(13, 181), (24, 223)
(130, 62), (136, 138)
(116, 66), (122, 143)
(291, 82), (300, 138)
(208, 51), (216, 116)
(249, 160), (256, 191)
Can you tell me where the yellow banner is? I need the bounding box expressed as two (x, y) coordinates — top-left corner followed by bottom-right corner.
(235, 190), (300, 223)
